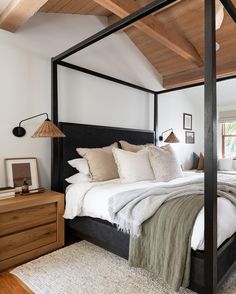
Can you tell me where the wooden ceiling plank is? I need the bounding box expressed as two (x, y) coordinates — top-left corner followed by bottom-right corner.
(56, 0), (88, 14)
(163, 61), (236, 89)
(40, 0), (60, 12)
(0, 0), (49, 32)
(93, 0), (203, 67)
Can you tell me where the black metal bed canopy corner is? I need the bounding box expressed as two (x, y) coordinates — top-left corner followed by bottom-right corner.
(51, 1), (236, 293)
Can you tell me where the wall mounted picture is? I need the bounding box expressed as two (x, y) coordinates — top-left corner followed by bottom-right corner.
(5, 158), (39, 191)
(185, 131), (195, 144)
(183, 113), (192, 130)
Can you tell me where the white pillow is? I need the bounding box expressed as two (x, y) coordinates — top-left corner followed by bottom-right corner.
(112, 148), (154, 182)
(68, 158), (90, 175)
(218, 158), (234, 171)
(148, 145), (183, 182)
(66, 173), (91, 184)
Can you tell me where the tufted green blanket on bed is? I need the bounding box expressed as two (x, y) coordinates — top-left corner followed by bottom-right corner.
(129, 195), (204, 292)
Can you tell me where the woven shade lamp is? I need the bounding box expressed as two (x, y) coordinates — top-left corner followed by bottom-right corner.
(32, 119), (66, 138)
(159, 128), (180, 143)
(164, 131), (180, 143)
(12, 113), (66, 138)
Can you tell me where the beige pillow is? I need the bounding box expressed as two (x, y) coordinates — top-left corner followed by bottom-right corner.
(119, 140), (154, 152)
(148, 145), (183, 182)
(77, 143), (119, 182)
(113, 148), (154, 182)
(197, 153), (205, 170)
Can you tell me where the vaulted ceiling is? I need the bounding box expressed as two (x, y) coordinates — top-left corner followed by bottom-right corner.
(0, 0), (235, 89)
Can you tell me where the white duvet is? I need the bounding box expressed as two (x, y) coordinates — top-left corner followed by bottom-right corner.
(64, 173), (236, 251)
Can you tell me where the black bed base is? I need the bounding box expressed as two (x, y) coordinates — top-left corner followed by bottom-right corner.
(66, 217), (236, 294)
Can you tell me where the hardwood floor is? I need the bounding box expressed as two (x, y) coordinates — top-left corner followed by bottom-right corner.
(0, 272), (33, 294)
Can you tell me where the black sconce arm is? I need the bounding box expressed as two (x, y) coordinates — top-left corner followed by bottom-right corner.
(159, 128), (173, 141)
(13, 113), (49, 137)
(18, 113), (49, 127)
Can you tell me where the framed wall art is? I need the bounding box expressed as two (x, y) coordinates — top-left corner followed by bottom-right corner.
(5, 157), (40, 191)
(183, 113), (192, 130)
(185, 131), (195, 144)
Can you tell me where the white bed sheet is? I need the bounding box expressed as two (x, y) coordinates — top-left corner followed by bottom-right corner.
(64, 173), (236, 251)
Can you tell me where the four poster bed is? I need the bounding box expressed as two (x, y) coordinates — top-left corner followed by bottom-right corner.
(50, 1), (236, 293)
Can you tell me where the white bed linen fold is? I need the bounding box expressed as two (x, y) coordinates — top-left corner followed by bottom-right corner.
(64, 173), (236, 251)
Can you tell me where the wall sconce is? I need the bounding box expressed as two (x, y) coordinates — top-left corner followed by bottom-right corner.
(159, 128), (180, 143)
(12, 113), (66, 138)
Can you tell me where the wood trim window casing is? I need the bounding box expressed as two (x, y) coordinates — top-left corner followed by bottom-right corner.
(221, 123), (236, 158)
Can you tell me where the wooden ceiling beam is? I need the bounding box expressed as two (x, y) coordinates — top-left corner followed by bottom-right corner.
(94, 0), (203, 67)
(0, 0), (49, 33)
(108, 0), (182, 28)
(163, 61), (236, 89)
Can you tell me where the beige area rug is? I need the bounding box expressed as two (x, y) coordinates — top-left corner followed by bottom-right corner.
(11, 241), (236, 294)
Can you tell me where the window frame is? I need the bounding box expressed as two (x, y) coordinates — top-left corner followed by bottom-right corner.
(222, 122), (236, 158)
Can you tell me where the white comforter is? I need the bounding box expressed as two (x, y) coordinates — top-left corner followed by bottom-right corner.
(64, 173), (236, 251)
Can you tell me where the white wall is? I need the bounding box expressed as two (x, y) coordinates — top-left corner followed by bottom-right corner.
(180, 79), (236, 158)
(0, 13), (162, 187)
(158, 90), (204, 170)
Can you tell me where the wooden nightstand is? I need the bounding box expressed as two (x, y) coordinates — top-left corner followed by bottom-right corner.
(0, 190), (64, 271)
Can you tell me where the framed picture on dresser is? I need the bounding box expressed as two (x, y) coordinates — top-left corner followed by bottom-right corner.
(5, 157), (40, 191)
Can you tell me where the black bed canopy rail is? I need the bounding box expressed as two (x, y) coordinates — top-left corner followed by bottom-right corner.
(57, 61), (156, 94)
(52, 0), (177, 62)
(220, 0), (236, 23)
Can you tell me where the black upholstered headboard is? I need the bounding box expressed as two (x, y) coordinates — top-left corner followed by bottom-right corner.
(52, 122), (155, 192)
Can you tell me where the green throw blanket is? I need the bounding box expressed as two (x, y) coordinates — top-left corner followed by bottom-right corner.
(129, 195), (204, 292)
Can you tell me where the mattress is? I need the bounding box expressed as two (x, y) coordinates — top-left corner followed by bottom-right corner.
(64, 173), (236, 251)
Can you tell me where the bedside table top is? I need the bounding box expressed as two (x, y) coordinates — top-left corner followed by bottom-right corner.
(0, 190), (64, 213)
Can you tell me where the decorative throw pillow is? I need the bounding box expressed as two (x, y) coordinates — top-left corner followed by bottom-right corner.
(66, 173), (91, 184)
(148, 145), (183, 182)
(119, 140), (154, 152)
(68, 158), (90, 175)
(119, 140), (145, 152)
(218, 158), (234, 171)
(192, 152), (200, 169)
(112, 148), (154, 182)
(77, 143), (119, 182)
(197, 153), (205, 170)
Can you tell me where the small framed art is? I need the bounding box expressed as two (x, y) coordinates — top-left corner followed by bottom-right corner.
(185, 131), (195, 144)
(183, 113), (192, 130)
(5, 157), (40, 191)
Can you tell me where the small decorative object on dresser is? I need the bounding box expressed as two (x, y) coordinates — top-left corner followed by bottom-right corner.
(183, 113), (192, 130)
(0, 190), (64, 271)
(185, 131), (195, 144)
(5, 157), (39, 192)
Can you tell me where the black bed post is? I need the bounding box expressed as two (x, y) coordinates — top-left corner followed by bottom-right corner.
(51, 60), (61, 191)
(204, 0), (217, 293)
(154, 93), (158, 145)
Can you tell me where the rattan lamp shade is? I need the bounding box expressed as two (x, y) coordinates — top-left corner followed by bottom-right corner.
(164, 131), (180, 143)
(32, 119), (66, 138)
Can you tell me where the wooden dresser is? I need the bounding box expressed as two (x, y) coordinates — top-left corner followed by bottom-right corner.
(0, 190), (64, 271)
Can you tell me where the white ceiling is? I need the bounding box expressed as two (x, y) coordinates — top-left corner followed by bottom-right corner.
(182, 78), (236, 108)
(0, 0), (10, 14)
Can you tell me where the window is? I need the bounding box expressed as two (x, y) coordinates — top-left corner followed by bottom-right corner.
(222, 122), (236, 158)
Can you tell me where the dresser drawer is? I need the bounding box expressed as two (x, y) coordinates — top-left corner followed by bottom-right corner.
(0, 223), (57, 261)
(0, 203), (57, 237)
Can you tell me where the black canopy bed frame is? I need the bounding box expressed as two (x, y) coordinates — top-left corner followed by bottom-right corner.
(50, 1), (236, 293)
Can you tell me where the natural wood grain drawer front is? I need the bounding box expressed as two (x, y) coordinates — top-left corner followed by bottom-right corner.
(0, 223), (57, 261)
(0, 203), (57, 237)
